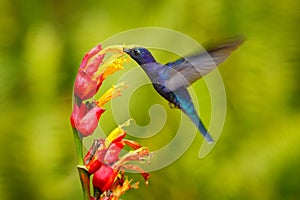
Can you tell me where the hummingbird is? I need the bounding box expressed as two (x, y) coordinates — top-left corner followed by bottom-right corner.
(123, 38), (244, 143)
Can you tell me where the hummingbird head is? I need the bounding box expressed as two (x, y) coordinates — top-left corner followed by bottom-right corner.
(123, 47), (156, 65)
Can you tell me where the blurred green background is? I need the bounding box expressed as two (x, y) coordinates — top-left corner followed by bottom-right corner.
(0, 0), (299, 199)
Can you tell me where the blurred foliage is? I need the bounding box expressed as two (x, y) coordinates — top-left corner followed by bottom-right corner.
(0, 0), (299, 199)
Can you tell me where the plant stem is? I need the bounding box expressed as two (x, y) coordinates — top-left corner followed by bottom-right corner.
(73, 128), (84, 165)
(73, 128), (90, 200)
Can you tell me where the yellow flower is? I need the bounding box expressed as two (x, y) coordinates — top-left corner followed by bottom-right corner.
(93, 45), (130, 81)
(103, 56), (130, 79)
(95, 82), (128, 108)
(110, 179), (139, 200)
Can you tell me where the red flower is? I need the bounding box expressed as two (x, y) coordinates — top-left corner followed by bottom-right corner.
(73, 44), (128, 101)
(93, 165), (118, 192)
(70, 102), (105, 137)
(74, 45), (105, 101)
(84, 123), (151, 199)
(71, 44), (149, 200)
(84, 139), (106, 174)
(103, 142), (124, 164)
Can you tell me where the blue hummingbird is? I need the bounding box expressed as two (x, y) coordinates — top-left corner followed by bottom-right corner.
(123, 38), (244, 143)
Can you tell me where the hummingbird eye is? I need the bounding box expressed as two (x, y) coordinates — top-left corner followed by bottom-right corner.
(133, 49), (140, 56)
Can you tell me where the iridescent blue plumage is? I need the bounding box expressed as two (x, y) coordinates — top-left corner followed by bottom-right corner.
(123, 38), (244, 143)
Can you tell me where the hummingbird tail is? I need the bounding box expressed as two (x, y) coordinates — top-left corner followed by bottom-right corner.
(197, 121), (214, 143)
(191, 113), (214, 143)
(182, 106), (214, 143)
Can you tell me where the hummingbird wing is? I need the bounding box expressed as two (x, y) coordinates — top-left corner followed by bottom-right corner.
(164, 38), (245, 91)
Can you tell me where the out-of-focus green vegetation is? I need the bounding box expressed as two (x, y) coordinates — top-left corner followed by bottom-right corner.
(0, 0), (299, 199)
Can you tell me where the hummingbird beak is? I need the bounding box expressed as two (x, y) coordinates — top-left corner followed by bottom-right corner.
(123, 48), (131, 54)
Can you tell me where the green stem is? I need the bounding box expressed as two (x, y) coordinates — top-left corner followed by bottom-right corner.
(73, 128), (90, 200)
(73, 128), (84, 165)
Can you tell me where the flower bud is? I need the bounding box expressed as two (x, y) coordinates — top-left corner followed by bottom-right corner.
(74, 69), (104, 101)
(92, 165), (118, 192)
(70, 102), (105, 137)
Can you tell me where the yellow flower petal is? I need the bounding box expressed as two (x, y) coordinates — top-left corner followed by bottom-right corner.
(105, 127), (124, 147)
(105, 119), (133, 147)
(94, 46), (130, 79)
(102, 56), (130, 79)
(111, 179), (139, 200)
(96, 82), (128, 108)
